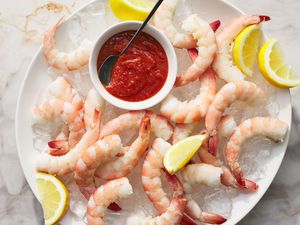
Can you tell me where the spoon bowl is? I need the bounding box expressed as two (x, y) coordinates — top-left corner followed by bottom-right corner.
(99, 55), (118, 85)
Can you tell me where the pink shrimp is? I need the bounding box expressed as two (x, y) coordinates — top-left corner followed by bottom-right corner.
(75, 135), (124, 199)
(86, 177), (133, 225)
(161, 68), (217, 124)
(34, 77), (85, 155)
(226, 117), (288, 187)
(44, 18), (93, 72)
(84, 89), (105, 130)
(95, 114), (151, 180)
(197, 135), (258, 192)
(213, 15), (270, 82)
(205, 81), (265, 156)
(153, 0), (197, 49)
(174, 15), (217, 87)
(36, 111), (100, 176)
(129, 169), (187, 225)
(100, 110), (173, 140)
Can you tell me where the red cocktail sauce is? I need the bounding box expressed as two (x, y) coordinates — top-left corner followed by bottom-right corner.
(97, 31), (168, 102)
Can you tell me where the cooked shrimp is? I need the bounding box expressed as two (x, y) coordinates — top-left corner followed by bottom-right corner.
(197, 136), (224, 167)
(161, 68), (217, 124)
(182, 163), (223, 187)
(142, 138), (171, 214)
(34, 97), (85, 150)
(182, 163), (257, 195)
(130, 169), (186, 225)
(47, 77), (83, 110)
(142, 138), (225, 224)
(205, 81), (265, 155)
(175, 15), (217, 87)
(95, 114), (151, 180)
(48, 89), (103, 155)
(197, 137), (258, 192)
(75, 135), (123, 199)
(44, 18), (93, 72)
(34, 77), (84, 149)
(100, 110), (173, 140)
(87, 177), (133, 225)
(84, 89), (105, 130)
(218, 115), (237, 138)
(48, 127), (69, 156)
(226, 117), (288, 186)
(213, 15), (270, 82)
(36, 111), (100, 175)
(153, 0), (196, 49)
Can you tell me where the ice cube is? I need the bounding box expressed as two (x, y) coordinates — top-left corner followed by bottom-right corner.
(86, 2), (106, 16)
(203, 189), (232, 218)
(68, 181), (88, 219)
(0, 156), (26, 195)
(126, 211), (147, 225)
(62, 67), (94, 97)
(239, 137), (272, 181)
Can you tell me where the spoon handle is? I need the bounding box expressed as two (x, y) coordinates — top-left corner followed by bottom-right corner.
(120, 0), (164, 55)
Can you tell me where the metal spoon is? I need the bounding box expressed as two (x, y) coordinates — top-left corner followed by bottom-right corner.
(98, 0), (164, 85)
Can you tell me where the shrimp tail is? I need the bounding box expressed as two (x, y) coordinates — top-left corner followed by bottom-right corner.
(244, 179), (259, 191)
(187, 20), (221, 63)
(90, 109), (100, 130)
(49, 148), (69, 156)
(199, 212), (227, 224)
(220, 167), (258, 192)
(108, 202), (122, 212)
(163, 168), (184, 198)
(48, 139), (68, 148)
(187, 48), (199, 62)
(79, 186), (97, 200)
(181, 212), (226, 225)
(140, 111), (151, 133)
(181, 214), (197, 225)
(44, 17), (64, 51)
(258, 15), (271, 22)
(208, 132), (218, 156)
(210, 20), (221, 32)
(48, 140), (70, 156)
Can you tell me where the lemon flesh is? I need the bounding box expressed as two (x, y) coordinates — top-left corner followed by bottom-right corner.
(233, 25), (262, 77)
(164, 135), (206, 175)
(36, 173), (69, 225)
(110, 0), (156, 21)
(258, 38), (300, 88)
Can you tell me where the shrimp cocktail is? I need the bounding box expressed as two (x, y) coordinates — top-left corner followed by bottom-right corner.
(27, 0), (299, 225)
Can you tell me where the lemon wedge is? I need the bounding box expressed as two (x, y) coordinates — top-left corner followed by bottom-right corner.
(164, 135), (206, 175)
(258, 38), (300, 88)
(36, 173), (69, 225)
(233, 24), (262, 77)
(109, 0), (156, 21)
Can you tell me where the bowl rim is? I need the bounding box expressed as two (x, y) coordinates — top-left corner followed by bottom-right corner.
(89, 21), (177, 110)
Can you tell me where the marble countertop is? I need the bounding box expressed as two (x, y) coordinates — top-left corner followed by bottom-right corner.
(0, 0), (299, 224)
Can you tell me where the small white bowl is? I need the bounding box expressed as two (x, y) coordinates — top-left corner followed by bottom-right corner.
(89, 21), (177, 110)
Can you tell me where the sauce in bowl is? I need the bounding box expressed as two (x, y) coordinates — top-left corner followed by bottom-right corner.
(97, 31), (168, 102)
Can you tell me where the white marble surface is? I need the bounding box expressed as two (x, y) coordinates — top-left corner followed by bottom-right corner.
(0, 0), (299, 224)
